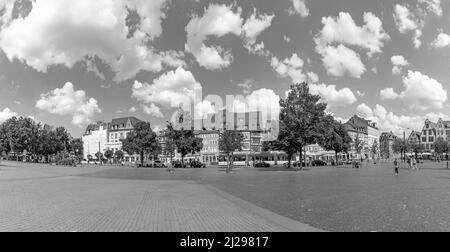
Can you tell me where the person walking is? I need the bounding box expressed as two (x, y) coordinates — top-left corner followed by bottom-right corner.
(394, 159), (399, 176)
(413, 158), (418, 170)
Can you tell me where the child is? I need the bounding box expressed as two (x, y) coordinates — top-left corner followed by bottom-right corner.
(394, 159), (399, 176)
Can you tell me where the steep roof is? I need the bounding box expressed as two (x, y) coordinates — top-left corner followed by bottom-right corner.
(109, 117), (142, 129)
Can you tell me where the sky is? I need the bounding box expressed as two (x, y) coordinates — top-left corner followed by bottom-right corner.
(0, 0), (449, 137)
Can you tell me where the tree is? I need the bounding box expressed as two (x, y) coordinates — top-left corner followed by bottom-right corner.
(115, 150), (124, 163)
(104, 150), (114, 164)
(319, 116), (352, 165)
(219, 130), (244, 173)
(174, 128), (203, 166)
(95, 152), (103, 162)
(68, 138), (83, 159)
(435, 138), (449, 161)
(371, 140), (379, 163)
(409, 142), (423, 159)
(269, 83), (328, 169)
(393, 139), (409, 161)
(121, 121), (160, 167)
(353, 135), (364, 160)
(164, 122), (177, 166)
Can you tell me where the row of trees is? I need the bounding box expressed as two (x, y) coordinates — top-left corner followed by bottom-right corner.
(392, 138), (450, 161)
(0, 116), (83, 162)
(264, 83), (353, 168)
(120, 121), (204, 167)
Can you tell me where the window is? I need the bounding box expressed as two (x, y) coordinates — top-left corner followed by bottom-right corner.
(422, 137), (427, 142)
(429, 137), (434, 142)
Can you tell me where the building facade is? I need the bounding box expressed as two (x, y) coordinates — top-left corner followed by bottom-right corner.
(344, 115), (380, 159)
(105, 117), (142, 163)
(82, 121), (109, 160)
(380, 132), (397, 159)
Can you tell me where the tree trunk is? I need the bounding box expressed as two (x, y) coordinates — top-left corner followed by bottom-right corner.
(287, 153), (292, 168)
(298, 149), (303, 171)
(140, 151), (144, 168)
(227, 154), (231, 173)
(335, 152), (339, 166)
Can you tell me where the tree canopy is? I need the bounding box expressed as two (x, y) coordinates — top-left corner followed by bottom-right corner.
(121, 121), (160, 167)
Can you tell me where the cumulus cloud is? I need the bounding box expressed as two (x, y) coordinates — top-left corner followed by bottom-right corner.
(315, 12), (388, 78)
(288, 0), (310, 18)
(399, 71), (448, 111)
(431, 32), (450, 48)
(391, 55), (409, 75)
(185, 4), (243, 70)
(355, 103), (446, 135)
(35, 82), (101, 127)
(380, 88), (399, 100)
(132, 67), (202, 117)
(143, 104), (164, 118)
(243, 10), (274, 46)
(0, 0), (185, 82)
(0, 107), (17, 123)
(317, 44), (366, 78)
(270, 53), (308, 83)
(309, 84), (357, 108)
(394, 2), (442, 48)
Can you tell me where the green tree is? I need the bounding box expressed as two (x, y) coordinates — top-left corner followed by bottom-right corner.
(174, 128), (203, 166)
(121, 121), (160, 167)
(353, 135), (364, 160)
(104, 150), (114, 164)
(95, 152), (103, 162)
(371, 140), (379, 162)
(270, 83), (328, 169)
(68, 138), (83, 159)
(164, 123), (177, 167)
(219, 130), (244, 173)
(393, 138), (409, 161)
(319, 116), (352, 165)
(114, 150), (124, 163)
(435, 138), (449, 161)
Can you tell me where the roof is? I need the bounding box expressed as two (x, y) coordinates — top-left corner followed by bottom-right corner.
(109, 117), (142, 130)
(83, 121), (108, 135)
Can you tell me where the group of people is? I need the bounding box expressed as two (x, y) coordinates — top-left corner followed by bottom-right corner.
(393, 157), (419, 176)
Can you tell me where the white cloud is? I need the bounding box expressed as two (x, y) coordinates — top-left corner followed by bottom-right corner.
(431, 33), (450, 48)
(316, 12), (390, 57)
(356, 103), (374, 118)
(288, 0), (310, 18)
(380, 88), (399, 100)
(237, 79), (253, 95)
(419, 0), (443, 17)
(132, 67), (202, 112)
(185, 4), (243, 70)
(317, 44), (366, 78)
(35, 82), (101, 127)
(310, 83), (357, 108)
(314, 12), (387, 78)
(391, 55), (409, 75)
(394, 5), (418, 34)
(245, 88), (280, 122)
(270, 53), (307, 83)
(283, 35), (292, 43)
(128, 107), (137, 113)
(243, 10), (274, 45)
(399, 71), (448, 111)
(0, 0), (185, 82)
(143, 104), (164, 118)
(0, 107), (17, 123)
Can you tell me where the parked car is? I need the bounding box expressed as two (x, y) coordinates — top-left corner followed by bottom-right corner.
(254, 161), (270, 168)
(190, 160), (206, 168)
(312, 160), (327, 166)
(153, 160), (166, 168)
(173, 160), (187, 168)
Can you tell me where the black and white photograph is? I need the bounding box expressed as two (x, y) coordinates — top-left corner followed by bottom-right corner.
(0, 0), (450, 238)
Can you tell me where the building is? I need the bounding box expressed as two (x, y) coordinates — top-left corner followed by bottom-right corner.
(419, 118), (450, 154)
(344, 115), (380, 159)
(380, 132), (397, 159)
(105, 117), (142, 163)
(197, 130), (220, 165)
(82, 121), (109, 160)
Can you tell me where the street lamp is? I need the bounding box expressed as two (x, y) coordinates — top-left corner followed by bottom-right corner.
(399, 127), (410, 162)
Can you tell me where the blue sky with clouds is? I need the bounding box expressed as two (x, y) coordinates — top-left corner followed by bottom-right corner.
(0, 0), (449, 137)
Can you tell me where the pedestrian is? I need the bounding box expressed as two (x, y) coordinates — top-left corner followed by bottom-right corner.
(394, 159), (399, 176)
(412, 158), (418, 170)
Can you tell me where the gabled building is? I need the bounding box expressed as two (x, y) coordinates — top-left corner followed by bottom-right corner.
(344, 115), (380, 159)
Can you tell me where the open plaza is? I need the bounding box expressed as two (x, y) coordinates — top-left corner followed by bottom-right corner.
(0, 160), (449, 232)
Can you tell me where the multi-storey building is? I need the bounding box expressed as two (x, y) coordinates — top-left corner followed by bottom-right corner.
(380, 132), (397, 159)
(344, 115), (380, 159)
(82, 121), (109, 160)
(105, 117), (142, 162)
(419, 118), (450, 154)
